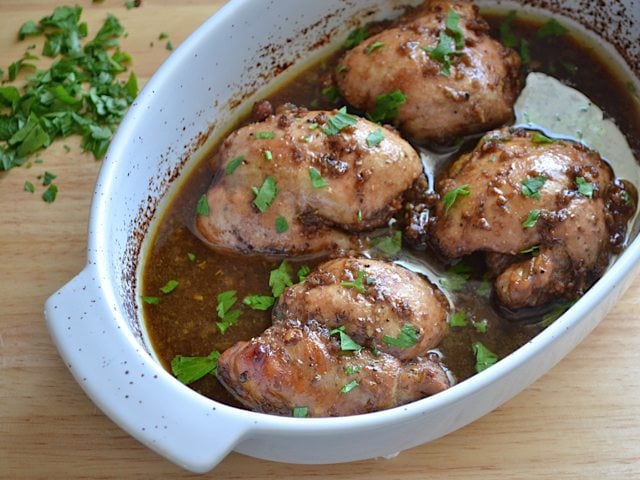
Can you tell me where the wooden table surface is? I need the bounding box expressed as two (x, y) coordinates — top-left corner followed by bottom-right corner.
(1, 1), (639, 478)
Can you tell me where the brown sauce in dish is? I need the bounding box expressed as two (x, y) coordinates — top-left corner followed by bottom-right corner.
(141, 11), (640, 408)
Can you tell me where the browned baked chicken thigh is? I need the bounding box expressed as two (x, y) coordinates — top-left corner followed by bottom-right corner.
(431, 128), (636, 310)
(196, 105), (423, 256)
(217, 258), (451, 416)
(336, 0), (522, 143)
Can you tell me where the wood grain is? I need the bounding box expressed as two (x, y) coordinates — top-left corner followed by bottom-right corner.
(1, 1), (639, 478)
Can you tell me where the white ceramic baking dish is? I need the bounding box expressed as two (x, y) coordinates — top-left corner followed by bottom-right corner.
(44, 0), (640, 473)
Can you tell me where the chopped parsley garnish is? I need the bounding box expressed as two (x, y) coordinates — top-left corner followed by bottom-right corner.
(473, 319), (488, 333)
(196, 194), (210, 216)
(448, 311), (468, 327)
(537, 18), (568, 38)
(23, 181), (35, 193)
(269, 261), (293, 297)
(275, 215), (289, 233)
(252, 175), (278, 212)
(383, 324), (419, 348)
(216, 290), (241, 334)
(441, 262), (472, 292)
(423, 32), (460, 77)
(519, 38), (531, 65)
(371, 230), (402, 255)
(520, 245), (540, 255)
(170, 351), (220, 385)
(42, 184), (58, 203)
(343, 27), (369, 49)
(308, 167), (329, 188)
(476, 277), (492, 298)
(576, 177), (594, 197)
(366, 128), (384, 148)
(330, 325), (363, 352)
(344, 365), (360, 375)
(255, 131), (275, 139)
(366, 90), (407, 124)
(500, 10), (518, 48)
(264, 149), (273, 161)
(531, 132), (555, 145)
(445, 9), (465, 49)
(292, 406), (309, 418)
(160, 279), (179, 294)
(472, 341), (498, 372)
(297, 265), (310, 282)
(541, 301), (575, 327)
(224, 155), (244, 175)
(441, 184), (470, 214)
(41, 170), (56, 185)
(521, 176), (547, 199)
(158, 32), (169, 40)
(321, 106), (358, 136)
(321, 86), (340, 102)
(522, 209), (541, 228)
(341, 270), (373, 294)
(165, 41), (173, 51)
(340, 380), (359, 394)
(335, 64), (346, 74)
(365, 40), (385, 54)
(141, 295), (160, 305)
(187, 252), (196, 262)
(242, 295), (275, 311)
(1, 7), (138, 200)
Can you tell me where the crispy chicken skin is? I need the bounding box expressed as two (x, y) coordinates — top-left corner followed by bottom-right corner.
(431, 128), (637, 310)
(196, 105), (422, 256)
(274, 257), (449, 361)
(336, 0), (522, 143)
(217, 259), (451, 416)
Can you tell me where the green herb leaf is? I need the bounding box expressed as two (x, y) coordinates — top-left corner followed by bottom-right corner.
(367, 89), (407, 123)
(340, 379), (359, 393)
(343, 27), (369, 49)
(165, 41), (173, 51)
(255, 131), (275, 139)
(445, 9), (465, 49)
(472, 319), (488, 333)
(23, 180), (35, 193)
(441, 262), (472, 292)
(321, 106), (358, 136)
(520, 245), (540, 255)
(476, 277), (492, 298)
(264, 149), (273, 161)
(531, 132), (555, 145)
(269, 261), (293, 297)
(216, 290), (242, 334)
(344, 365), (360, 375)
(341, 270), (372, 294)
(141, 295), (160, 305)
(424, 32), (459, 76)
(159, 32), (169, 40)
(297, 265), (310, 282)
(308, 167), (329, 189)
(371, 230), (402, 255)
(537, 18), (568, 38)
(42, 184), (58, 203)
(18, 20), (42, 40)
(187, 252), (196, 262)
(292, 406), (309, 418)
(365, 40), (385, 54)
(521, 176), (547, 199)
(383, 324), (419, 348)
(472, 341), (498, 372)
(125, 0), (135, 10)
(519, 38), (531, 65)
(321, 86), (340, 102)
(243, 295), (275, 311)
(42, 170), (57, 186)
(500, 10), (518, 48)
(541, 301), (575, 327)
(441, 184), (470, 214)
(275, 215), (288, 233)
(160, 279), (179, 294)
(330, 325), (363, 352)
(366, 128), (384, 148)
(449, 311), (468, 327)
(225, 155), (244, 175)
(576, 177), (594, 198)
(196, 194), (210, 216)
(522, 209), (541, 228)
(253, 175), (278, 212)
(171, 351), (220, 385)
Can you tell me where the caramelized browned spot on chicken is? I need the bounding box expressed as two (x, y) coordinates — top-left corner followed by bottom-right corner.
(431, 128), (637, 310)
(336, 0), (521, 143)
(275, 257), (449, 360)
(217, 259), (451, 416)
(196, 104), (423, 256)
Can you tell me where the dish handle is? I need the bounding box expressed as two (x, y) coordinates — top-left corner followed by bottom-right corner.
(44, 266), (250, 473)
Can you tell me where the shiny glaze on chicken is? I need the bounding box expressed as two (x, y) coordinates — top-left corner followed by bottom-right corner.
(217, 258), (451, 416)
(336, 0), (522, 143)
(196, 104), (422, 256)
(431, 128), (637, 310)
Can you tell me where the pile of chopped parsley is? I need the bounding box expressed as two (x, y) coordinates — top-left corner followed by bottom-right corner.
(0, 5), (138, 202)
